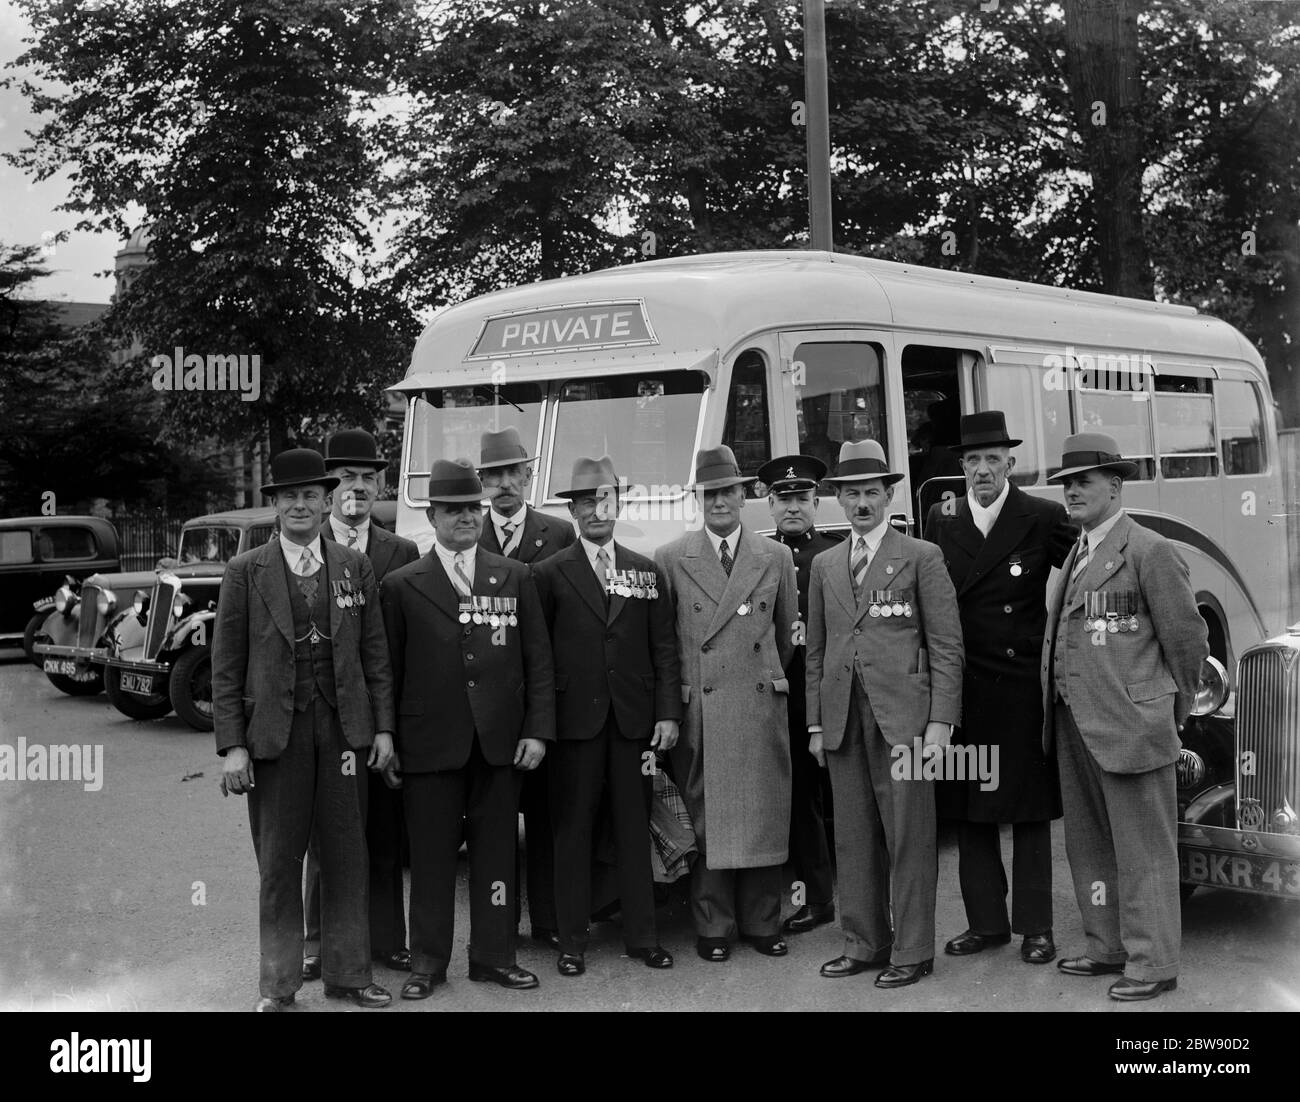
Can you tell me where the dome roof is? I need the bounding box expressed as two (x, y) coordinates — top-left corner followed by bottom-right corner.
(119, 224), (153, 255)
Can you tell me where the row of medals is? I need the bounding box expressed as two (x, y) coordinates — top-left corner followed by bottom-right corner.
(606, 569), (658, 600)
(458, 596), (518, 627)
(1084, 591), (1140, 633)
(867, 590), (913, 618)
(331, 581), (364, 608)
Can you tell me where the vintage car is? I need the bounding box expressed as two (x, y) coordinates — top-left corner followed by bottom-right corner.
(0, 516), (120, 664)
(103, 507), (276, 729)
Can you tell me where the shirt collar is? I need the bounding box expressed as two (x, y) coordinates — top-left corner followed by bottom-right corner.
(279, 531), (323, 568)
(329, 513), (371, 540)
(1084, 508), (1124, 554)
(705, 525), (742, 558)
(967, 479), (1011, 532)
(434, 540), (476, 572)
(580, 536), (617, 570)
(850, 520), (890, 555)
(490, 504), (527, 529)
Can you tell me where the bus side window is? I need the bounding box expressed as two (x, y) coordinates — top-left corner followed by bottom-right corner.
(972, 361), (1071, 485)
(1154, 376), (1217, 479)
(1077, 369), (1156, 481)
(1218, 379), (1266, 475)
(791, 341), (887, 490)
(721, 350), (772, 498)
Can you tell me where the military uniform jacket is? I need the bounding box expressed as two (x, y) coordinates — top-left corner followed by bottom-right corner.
(1040, 512), (1209, 774)
(654, 527), (799, 869)
(381, 547), (556, 773)
(532, 541), (681, 741)
(479, 504), (576, 563)
(770, 528), (845, 727)
(923, 483), (1074, 821)
(212, 537), (394, 759)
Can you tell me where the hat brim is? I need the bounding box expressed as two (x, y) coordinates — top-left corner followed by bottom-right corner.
(477, 455), (537, 470)
(688, 475), (758, 491)
(949, 437), (1022, 453)
(766, 479), (821, 493)
(324, 457), (388, 471)
(555, 486), (619, 500)
(824, 472), (905, 486)
(1046, 460), (1138, 484)
(260, 476), (341, 496)
(424, 492), (488, 504)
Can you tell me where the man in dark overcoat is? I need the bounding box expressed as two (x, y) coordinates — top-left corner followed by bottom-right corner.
(923, 411), (1075, 965)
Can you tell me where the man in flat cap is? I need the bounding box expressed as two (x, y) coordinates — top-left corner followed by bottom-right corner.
(302, 429), (420, 982)
(382, 458), (555, 995)
(654, 445), (799, 963)
(477, 425), (575, 950)
(805, 439), (963, 988)
(923, 412), (1075, 967)
(532, 456), (680, 976)
(213, 448), (395, 1011)
(1042, 433), (1207, 1001)
(757, 453), (842, 936)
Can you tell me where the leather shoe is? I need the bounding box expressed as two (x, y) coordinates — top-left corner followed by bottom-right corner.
(253, 994), (294, 1012)
(627, 946), (674, 969)
(375, 948), (412, 971)
(323, 982), (392, 1008)
(875, 959), (934, 988)
(944, 929), (1011, 956)
(1109, 976), (1177, 1001)
(1021, 932), (1056, 965)
(742, 934), (788, 957)
(531, 927), (561, 951)
(1058, 955), (1125, 977)
(783, 902), (834, 934)
(696, 938), (731, 963)
(468, 962), (539, 989)
(820, 951), (890, 978)
(301, 955), (321, 981)
(400, 972), (446, 999)
(557, 953), (585, 977)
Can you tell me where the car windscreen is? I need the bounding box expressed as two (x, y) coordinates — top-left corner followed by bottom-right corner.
(178, 525), (242, 564)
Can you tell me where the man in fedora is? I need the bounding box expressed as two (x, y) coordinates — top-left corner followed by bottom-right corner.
(805, 439), (963, 988)
(532, 456), (680, 976)
(757, 453), (843, 936)
(301, 429), (421, 982)
(381, 458), (555, 995)
(477, 425), (575, 949)
(922, 411), (1075, 967)
(213, 448), (396, 1011)
(654, 445), (799, 962)
(1042, 433), (1207, 1001)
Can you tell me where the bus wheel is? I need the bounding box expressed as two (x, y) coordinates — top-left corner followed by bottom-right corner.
(170, 646), (214, 732)
(105, 665), (173, 721)
(23, 613), (49, 667)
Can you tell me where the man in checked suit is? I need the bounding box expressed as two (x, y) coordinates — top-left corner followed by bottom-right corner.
(532, 456), (680, 976)
(1042, 433), (1207, 1001)
(805, 439), (963, 988)
(213, 448), (395, 1011)
(382, 458), (555, 995)
(477, 425), (575, 950)
(302, 429), (420, 982)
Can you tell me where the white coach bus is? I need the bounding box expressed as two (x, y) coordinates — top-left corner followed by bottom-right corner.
(392, 250), (1297, 900)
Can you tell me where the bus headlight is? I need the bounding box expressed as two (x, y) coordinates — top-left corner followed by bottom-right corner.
(1192, 656), (1229, 717)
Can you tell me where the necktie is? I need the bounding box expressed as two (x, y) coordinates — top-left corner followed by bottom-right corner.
(453, 552), (473, 598)
(298, 546), (316, 575)
(851, 536), (869, 600)
(501, 521), (517, 555)
(296, 547), (319, 604)
(1071, 533), (1090, 585)
(596, 546), (611, 608)
(719, 538), (732, 576)
(346, 527), (358, 548)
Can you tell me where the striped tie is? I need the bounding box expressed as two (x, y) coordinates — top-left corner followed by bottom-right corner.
(719, 538), (732, 576)
(453, 552), (473, 598)
(298, 546), (317, 575)
(596, 546), (611, 608)
(1070, 534), (1090, 585)
(501, 522), (517, 556)
(851, 536), (869, 599)
(346, 527), (359, 548)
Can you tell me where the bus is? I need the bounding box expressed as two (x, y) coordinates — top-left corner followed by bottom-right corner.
(391, 249), (1297, 902)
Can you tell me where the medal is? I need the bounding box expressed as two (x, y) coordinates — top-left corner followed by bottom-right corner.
(459, 612), (471, 624)
(891, 601), (904, 616)
(869, 604), (880, 617)
(633, 585), (644, 599)
(1009, 555), (1023, 577)
(903, 601), (912, 617)
(737, 602), (750, 616)
(1106, 613), (1119, 634)
(472, 612), (484, 625)
(1128, 615), (1138, 631)
(490, 614), (500, 628)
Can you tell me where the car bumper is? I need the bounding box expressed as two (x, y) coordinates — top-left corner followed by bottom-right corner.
(33, 642), (108, 663)
(107, 657), (172, 676)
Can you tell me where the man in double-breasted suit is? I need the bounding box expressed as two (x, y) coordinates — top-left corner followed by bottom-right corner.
(477, 426), (575, 949)
(923, 412), (1075, 966)
(806, 440), (963, 988)
(382, 458), (555, 996)
(302, 429), (421, 981)
(654, 446), (799, 963)
(213, 448), (395, 1012)
(1042, 433), (1207, 1001)
(532, 456), (680, 976)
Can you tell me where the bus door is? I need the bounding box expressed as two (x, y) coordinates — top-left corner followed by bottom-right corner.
(718, 337), (793, 534)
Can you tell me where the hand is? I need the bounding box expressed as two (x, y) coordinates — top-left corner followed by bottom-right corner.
(808, 729), (825, 768)
(922, 721), (951, 762)
(368, 732), (394, 772)
(220, 747), (254, 797)
(514, 737), (546, 770)
(381, 751), (403, 790)
(651, 719), (679, 752)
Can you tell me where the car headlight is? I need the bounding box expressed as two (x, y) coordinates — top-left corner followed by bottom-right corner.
(172, 592), (191, 619)
(96, 589), (116, 617)
(1191, 656), (1229, 717)
(54, 585), (77, 614)
(132, 590), (150, 616)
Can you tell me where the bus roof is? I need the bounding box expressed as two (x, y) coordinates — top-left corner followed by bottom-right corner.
(401, 250), (1262, 384)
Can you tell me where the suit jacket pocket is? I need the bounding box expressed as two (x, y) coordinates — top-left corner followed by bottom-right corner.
(771, 677), (790, 695)
(1126, 674), (1176, 704)
(681, 684), (692, 704)
(399, 698), (425, 715)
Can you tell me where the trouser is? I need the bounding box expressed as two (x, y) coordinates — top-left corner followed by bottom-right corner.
(247, 696), (371, 998)
(515, 760), (557, 932)
(404, 738), (519, 975)
(825, 683), (936, 966)
(690, 863), (782, 941)
(1055, 702), (1180, 982)
(788, 714), (835, 908)
(956, 819), (1053, 936)
(304, 767), (408, 959)
(550, 715), (657, 954)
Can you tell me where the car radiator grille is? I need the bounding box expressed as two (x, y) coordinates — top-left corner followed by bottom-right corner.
(144, 578), (179, 661)
(1235, 647), (1300, 835)
(77, 584), (103, 650)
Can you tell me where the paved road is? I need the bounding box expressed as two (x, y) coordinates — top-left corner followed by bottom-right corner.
(1, 648), (1297, 1013)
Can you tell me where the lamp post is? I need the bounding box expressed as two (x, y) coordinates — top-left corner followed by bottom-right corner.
(804, 0), (833, 252)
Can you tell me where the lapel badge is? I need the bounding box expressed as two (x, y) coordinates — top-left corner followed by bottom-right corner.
(488, 576), (497, 585)
(343, 566), (350, 579)
(885, 564), (894, 575)
(737, 601), (751, 616)
(535, 538), (544, 547)
(1104, 561), (1114, 571)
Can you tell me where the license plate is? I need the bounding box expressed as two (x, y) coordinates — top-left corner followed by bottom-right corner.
(120, 672), (157, 696)
(1180, 847), (1300, 898)
(43, 658), (77, 677)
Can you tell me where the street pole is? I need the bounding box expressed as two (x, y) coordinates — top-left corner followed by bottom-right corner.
(804, 0), (833, 252)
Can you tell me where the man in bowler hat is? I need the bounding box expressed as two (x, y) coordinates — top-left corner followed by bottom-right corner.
(213, 448), (395, 1011)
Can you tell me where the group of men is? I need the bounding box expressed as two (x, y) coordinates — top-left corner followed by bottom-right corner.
(213, 410), (1208, 1010)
